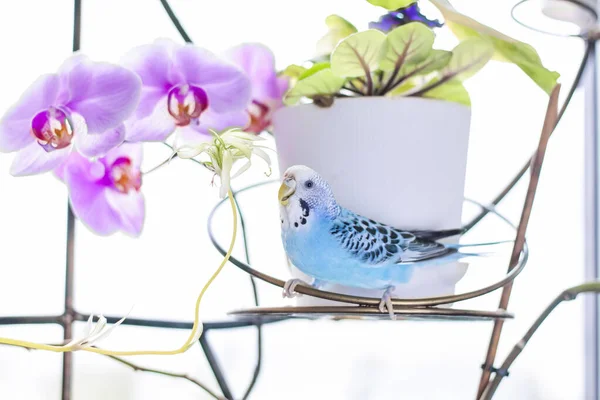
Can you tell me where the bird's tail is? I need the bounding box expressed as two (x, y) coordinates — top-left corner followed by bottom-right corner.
(411, 228), (464, 241)
(446, 239), (514, 249)
(446, 240), (513, 259)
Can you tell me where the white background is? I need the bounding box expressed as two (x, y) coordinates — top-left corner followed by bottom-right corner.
(0, 0), (590, 399)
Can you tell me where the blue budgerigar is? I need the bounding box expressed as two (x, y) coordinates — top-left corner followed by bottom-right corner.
(278, 165), (499, 318)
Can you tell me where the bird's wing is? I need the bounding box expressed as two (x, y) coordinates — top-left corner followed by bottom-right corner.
(330, 209), (415, 266)
(408, 228), (463, 241)
(397, 238), (457, 264)
(330, 208), (457, 266)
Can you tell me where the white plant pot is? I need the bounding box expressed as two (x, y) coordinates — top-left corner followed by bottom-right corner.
(272, 97), (471, 306)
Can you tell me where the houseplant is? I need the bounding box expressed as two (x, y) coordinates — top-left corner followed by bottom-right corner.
(273, 0), (559, 304)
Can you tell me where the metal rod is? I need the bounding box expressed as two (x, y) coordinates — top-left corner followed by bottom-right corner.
(481, 282), (600, 399)
(200, 333), (234, 400)
(61, 3), (81, 399)
(230, 191), (263, 400)
(584, 38), (599, 400)
(62, 205), (76, 400)
(476, 85), (561, 399)
(231, 191), (260, 307)
(0, 316), (63, 325)
(73, 312), (278, 331)
(463, 41), (592, 233)
(209, 185), (528, 308)
(158, 0), (193, 43)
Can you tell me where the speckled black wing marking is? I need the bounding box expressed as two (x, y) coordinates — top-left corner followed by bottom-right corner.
(330, 209), (416, 265)
(330, 208), (458, 266)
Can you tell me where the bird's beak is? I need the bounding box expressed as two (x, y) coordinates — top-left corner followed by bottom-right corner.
(278, 177), (296, 206)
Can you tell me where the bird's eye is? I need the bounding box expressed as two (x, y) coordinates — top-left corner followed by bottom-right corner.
(305, 180), (314, 189)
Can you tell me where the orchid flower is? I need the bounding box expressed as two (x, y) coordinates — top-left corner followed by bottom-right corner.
(176, 129), (271, 198)
(65, 314), (127, 350)
(122, 39), (251, 143)
(225, 44), (288, 134)
(370, 3), (443, 32)
(0, 54), (141, 176)
(58, 143), (144, 236)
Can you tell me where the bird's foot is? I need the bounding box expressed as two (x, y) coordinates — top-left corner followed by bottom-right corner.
(282, 278), (310, 298)
(378, 287), (396, 320)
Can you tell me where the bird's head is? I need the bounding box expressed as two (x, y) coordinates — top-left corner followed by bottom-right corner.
(278, 165), (339, 218)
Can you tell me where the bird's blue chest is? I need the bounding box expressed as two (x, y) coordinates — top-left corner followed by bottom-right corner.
(282, 217), (335, 269)
(281, 209), (415, 289)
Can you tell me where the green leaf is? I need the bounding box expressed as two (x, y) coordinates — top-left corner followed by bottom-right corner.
(387, 71), (440, 96)
(380, 50), (450, 96)
(380, 22), (435, 72)
(386, 77), (422, 96)
(299, 62), (331, 79)
(406, 38), (491, 100)
(330, 30), (387, 78)
(284, 69), (346, 105)
(316, 15), (358, 56)
(282, 64), (307, 80)
(487, 36), (560, 94)
(445, 37), (494, 82)
(430, 0), (559, 94)
(367, 0), (417, 11)
(402, 49), (451, 76)
(422, 80), (471, 106)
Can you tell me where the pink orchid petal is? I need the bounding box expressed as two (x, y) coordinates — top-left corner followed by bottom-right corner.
(197, 108), (250, 134)
(125, 97), (175, 142)
(10, 141), (70, 176)
(59, 55), (141, 134)
(136, 88), (168, 119)
(0, 74), (60, 152)
(276, 76), (289, 99)
(173, 126), (212, 149)
(75, 121), (125, 158)
(64, 156), (123, 236)
(225, 43), (286, 102)
(173, 45), (251, 113)
(120, 43), (173, 90)
(175, 109), (250, 148)
(103, 142), (143, 169)
(105, 189), (145, 237)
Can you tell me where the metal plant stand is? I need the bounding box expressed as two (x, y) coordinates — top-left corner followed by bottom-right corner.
(1, 1), (600, 400)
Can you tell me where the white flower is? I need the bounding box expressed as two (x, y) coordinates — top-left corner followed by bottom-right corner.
(65, 314), (127, 350)
(176, 129), (272, 198)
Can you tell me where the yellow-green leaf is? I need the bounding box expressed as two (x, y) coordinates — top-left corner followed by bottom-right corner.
(299, 62), (331, 79)
(387, 77), (421, 96)
(331, 30), (387, 78)
(367, 0), (417, 11)
(405, 38), (491, 100)
(445, 37), (494, 82)
(387, 72), (438, 96)
(422, 80), (471, 106)
(401, 49), (451, 76)
(380, 22), (435, 72)
(282, 64), (307, 79)
(487, 35), (560, 95)
(316, 15), (358, 56)
(430, 0), (559, 94)
(284, 69), (346, 105)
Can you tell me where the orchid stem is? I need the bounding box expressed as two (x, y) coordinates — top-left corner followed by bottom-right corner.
(0, 191), (238, 357)
(142, 152), (177, 175)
